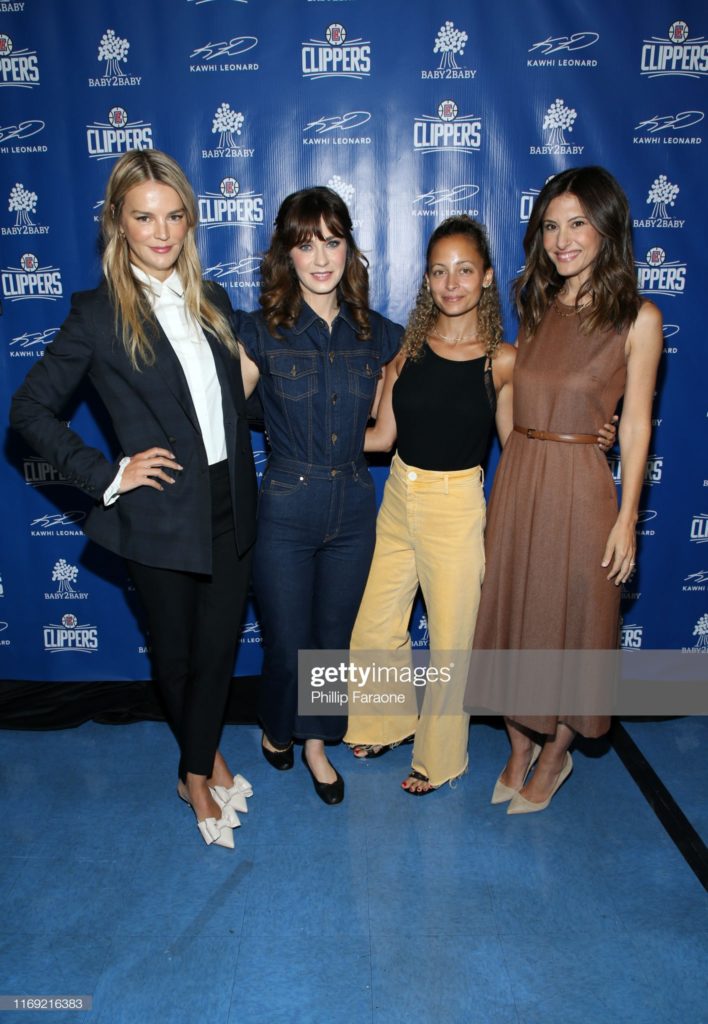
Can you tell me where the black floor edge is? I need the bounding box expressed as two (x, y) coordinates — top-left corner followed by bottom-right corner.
(611, 720), (708, 892)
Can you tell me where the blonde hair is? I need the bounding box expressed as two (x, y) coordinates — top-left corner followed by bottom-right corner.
(100, 149), (236, 369)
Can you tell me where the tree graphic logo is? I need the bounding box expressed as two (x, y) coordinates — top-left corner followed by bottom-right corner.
(668, 21), (689, 44)
(692, 613), (708, 650)
(646, 175), (679, 219)
(326, 24), (346, 46)
(20, 253), (38, 272)
(52, 559), (78, 595)
(220, 177), (239, 198)
(212, 102), (245, 148)
(327, 175), (354, 206)
(433, 21), (468, 70)
(97, 29), (130, 78)
(8, 183), (37, 227)
(542, 98), (577, 146)
(646, 246), (666, 268)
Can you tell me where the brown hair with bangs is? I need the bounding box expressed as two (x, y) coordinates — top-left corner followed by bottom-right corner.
(514, 165), (641, 338)
(259, 186), (371, 339)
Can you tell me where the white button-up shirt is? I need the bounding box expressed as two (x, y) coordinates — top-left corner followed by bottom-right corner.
(104, 267), (227, 504)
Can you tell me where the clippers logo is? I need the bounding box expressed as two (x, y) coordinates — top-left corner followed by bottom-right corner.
(633, 175), (684, 229)
(240, 620), (262, 645)
(198, 179), (264, 229)
(683, 570), (708, 593)
(686, 614), (708, 653)
(0, 34), (40, 88)
(30, 511), (87, 537)
(414, 101), (481, 154)
(412, 184), (480, 218)
(422, 20), (477, 80)
(2, 183), (49, 236)
(89, 28), (142, 87)
(203, 255), (262, 292)
(527, 30), (599, 67)
(520, 186), (540, 222)
(636, 509), (657, 537)
(620, 623), (643, 649)
(44, 613), (99, 653)
(0, 118), (47, 154)
(606, 455), (663, 485)
(690, 515), (708, 544)
(9, 325), (58, 357)
(636, 247), (686, 296)
(23, 456), (69, 486)
(302, 25), (371, 80)
(303, 110), (372, 145)
(202, 102), (254, 158)
(2, 254), (63, 302)
(189, 36), (259, 73)
(45, 559), (89, 601)
(633, 109), (704, 146)
(86, 107), (154, 160)
(641, 22), (708, 78)
(530, 98), (584, 155)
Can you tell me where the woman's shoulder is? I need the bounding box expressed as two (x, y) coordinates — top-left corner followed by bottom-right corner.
(202, 277), (232, 310)
(492, 341), (516, 367)
(367, 308), (404, 334)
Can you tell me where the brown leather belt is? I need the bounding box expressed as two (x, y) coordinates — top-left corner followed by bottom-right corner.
(514, 425), (598, 444)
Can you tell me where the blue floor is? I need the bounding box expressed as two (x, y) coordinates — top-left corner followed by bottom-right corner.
(0, 719), (706, 1024)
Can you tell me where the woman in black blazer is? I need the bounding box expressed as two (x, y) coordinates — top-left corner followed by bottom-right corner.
(11, 149), (257, 849)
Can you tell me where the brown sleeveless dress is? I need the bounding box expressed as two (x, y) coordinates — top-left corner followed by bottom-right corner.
(469, 302), (628, 738)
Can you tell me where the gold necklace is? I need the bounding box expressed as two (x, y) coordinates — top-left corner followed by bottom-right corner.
(430, 326), (478, 345)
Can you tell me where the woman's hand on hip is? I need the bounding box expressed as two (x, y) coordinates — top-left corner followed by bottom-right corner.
(119, 448), (183, 493)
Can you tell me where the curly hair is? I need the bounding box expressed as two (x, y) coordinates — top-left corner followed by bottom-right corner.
(259, 187), (371, 339)
(514, 165), (641, 338)
(403, 216), (503, 361)
(101, 149), (236, 370)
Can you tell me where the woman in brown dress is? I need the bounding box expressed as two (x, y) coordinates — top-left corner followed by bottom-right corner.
(467, 166), (662, 813)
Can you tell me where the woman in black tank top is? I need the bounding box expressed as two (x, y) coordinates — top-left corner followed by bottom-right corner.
(344, 217), (516, 793)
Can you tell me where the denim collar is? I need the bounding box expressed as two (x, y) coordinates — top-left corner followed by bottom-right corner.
(291, 300), (359, 335)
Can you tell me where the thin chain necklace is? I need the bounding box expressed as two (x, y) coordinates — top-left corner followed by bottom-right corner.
(553, 291), (592, 318)
(430, 326), (478, 345)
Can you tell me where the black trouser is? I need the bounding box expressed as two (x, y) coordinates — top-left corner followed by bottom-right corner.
(128, 461), (252, 780)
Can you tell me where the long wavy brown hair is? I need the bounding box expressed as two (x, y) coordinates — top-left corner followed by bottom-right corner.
(101, 149), (236, 370)
(514, 165), (641, 337)
(403, 216), (503, 361)
(259, 187), (371, 339)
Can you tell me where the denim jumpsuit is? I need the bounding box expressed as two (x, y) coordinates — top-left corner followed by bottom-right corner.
(240, 303), (402, 743)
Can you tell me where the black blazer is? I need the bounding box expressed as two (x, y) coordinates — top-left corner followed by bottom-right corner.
(10, 279), (257, 573)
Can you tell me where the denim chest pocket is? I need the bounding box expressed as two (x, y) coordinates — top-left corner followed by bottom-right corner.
(268, 351), (319, 401)
(345, 352), (378, 400)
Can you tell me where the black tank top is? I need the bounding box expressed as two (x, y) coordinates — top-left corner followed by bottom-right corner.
(392, 345), (495, 471)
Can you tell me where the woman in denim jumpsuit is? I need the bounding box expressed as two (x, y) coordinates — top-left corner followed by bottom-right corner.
(238, 188), (401, 802)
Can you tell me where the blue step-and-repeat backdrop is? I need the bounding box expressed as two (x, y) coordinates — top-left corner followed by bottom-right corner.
(1, 0), (706, 681)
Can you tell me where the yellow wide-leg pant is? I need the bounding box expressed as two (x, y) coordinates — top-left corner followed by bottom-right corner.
(345, 454), (486, 786)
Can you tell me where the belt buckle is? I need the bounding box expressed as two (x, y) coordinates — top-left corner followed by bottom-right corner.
(527, 427), (536, 439)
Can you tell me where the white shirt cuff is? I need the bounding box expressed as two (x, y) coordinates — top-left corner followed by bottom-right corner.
(103, 456), (132, 506)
